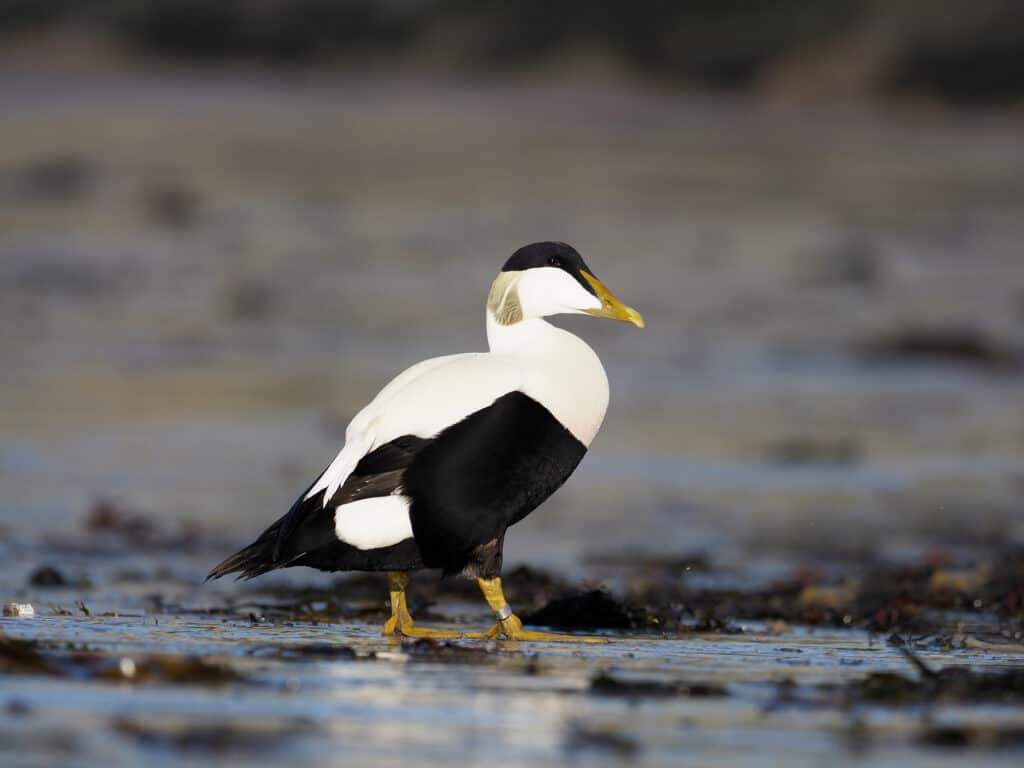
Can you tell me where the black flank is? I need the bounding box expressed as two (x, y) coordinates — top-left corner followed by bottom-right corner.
(404, 391), (587, 578)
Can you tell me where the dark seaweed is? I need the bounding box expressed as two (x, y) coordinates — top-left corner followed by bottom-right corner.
(848, 646), (1024, 706)
(565, 721), (640, 758)
(112, 716), (317, 754)
(0, 632), (243, 686)
(401, 638), (494, 664)
(524, 590), (633, 630)
(591, 672), (726, 698)
(917, 724), (1024, 749)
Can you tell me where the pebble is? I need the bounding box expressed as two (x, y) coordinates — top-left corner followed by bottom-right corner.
(3, 603), (35, 617)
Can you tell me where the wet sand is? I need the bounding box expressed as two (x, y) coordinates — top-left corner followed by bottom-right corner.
(2, 524), (1023, 767)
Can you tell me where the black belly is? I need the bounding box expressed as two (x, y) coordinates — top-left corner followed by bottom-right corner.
(403, 390), (587, 577)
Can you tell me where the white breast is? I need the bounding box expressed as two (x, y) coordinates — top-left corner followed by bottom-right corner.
(488, 315), (610, 447)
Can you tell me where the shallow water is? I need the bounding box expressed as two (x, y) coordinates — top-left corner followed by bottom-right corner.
(3, 529), (1024, 767)
(4, 610), (1023, 768)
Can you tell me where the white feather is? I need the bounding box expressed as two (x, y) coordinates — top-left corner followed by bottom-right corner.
(307, 353), (517, 505)
(334, 495), (414, 550)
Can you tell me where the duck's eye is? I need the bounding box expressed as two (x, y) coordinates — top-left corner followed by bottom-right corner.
(548, 256), (561, 267)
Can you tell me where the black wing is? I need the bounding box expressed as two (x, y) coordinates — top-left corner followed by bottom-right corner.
(207, 435), (431, 580)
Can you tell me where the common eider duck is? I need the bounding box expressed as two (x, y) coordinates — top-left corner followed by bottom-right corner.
(208, 242), (643, 641)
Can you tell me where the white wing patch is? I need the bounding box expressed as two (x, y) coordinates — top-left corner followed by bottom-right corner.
(308, 426), (373, 507)
(334, 495), (413, 550)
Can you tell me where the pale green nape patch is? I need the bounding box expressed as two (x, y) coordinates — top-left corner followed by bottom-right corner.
(487, 271), (523, 325)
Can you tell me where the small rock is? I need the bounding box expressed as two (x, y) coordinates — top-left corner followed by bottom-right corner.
(3, 603), (35, 617)
(5, 698), (32, 717)
(523, 589), (632, 630)
(565, 722), (639, 758)
(146, 183), (200, 229)
(13, 155), (95, 201)
(29, 565), (67, 587)
(85, 498), (153, 535)
(223, 279), (275, 321)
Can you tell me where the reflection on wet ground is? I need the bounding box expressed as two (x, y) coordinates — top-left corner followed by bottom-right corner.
(2, 513), (1023, 767)
(3, 598), (1023, 767)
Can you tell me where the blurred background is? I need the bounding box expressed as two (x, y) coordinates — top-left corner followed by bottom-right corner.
(2, 0), (1023, 574)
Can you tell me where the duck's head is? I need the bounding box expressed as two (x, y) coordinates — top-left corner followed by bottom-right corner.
(487, 242), (644, 328)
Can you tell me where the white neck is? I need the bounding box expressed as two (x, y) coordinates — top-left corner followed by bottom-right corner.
(487, 313), (556, 353)
(485, 311), (610, 446)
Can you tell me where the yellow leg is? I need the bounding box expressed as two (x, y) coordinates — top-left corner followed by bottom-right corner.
(381, 572), (466, 639)
(477, 577), (608, 643)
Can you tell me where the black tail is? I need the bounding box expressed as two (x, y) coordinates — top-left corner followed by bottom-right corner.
(207, 464), (331, 582)
(206, 521), (286, 581)
(207, 486), (340, 582)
